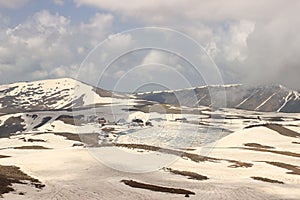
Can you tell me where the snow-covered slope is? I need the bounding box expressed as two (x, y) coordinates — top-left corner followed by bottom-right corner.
(1, 78), (300, 114)
(136, 84), (300, 113)
(0, 78), (129, 113)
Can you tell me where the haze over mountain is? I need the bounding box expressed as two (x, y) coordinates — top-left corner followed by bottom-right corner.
(137, 84), (300, 113)
(1, 78), (300, 113)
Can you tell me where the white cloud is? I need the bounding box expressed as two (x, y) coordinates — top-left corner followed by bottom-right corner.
(218, 20), (255, 62)
(79, 13), (114, 46)
(205, 40), (219, 59)
(32, 70), (48, 79)
(0, 10), (114, 84)
(106, 50), (203, 91)
(106, 33), (133, 52)
(50, 65), (78, 77)
(73, 0), (291, 24)
(74, 0), (300, 89)
(54, 0), (64, 6)
(0, 0), (28, 8)
(0, 1), (299, 90)
(142, 50), (176, 65)
(113, 70), (125, 79)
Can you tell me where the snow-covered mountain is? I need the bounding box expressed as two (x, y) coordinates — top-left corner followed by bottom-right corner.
(136, 84), (300, 113)
(1, 78), (300, 200)
(0, 78), (130, 114)
(1, 78), (300, 113)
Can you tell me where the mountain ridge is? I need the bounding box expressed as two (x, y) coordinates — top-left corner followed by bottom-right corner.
(136, 84), (300, 113)
(1, 77), (300, 113)
(0, 77), (129, 114)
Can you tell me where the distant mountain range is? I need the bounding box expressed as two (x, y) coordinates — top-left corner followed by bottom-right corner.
(1, 78), (300, 113)
(136, 84), (300, 113)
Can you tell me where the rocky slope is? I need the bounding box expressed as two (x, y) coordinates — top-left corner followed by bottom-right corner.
(136, 84), (300, 113)
(1, 78), (300, 113)
(0, 78), (129, 114)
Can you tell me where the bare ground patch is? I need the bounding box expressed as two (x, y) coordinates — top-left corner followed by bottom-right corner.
(0, 116), (25, 138)
(0, 165), (44, 197)
(102, 127), (115, 133)
(245, 123), (300, 138)
(292, 141), (300, 144)
(56, 115), (85, 126)
(93, 87), (113, 97)
(120, 179), (195, 197)
(113, 143), (253, 168)
(251, 176), (284, 184)
(265, 124), (300, 138)
(239, 147), (300, 158)
(13, 145), (51, 150)
(52, 132), (81, 142)
(178, 148), (196, 151)
(0, 155), (10, 159)
(227, 161), (253, 168)
(262, 161), (300, 176)
(244, 143), (275, 149)
(17, 137), (46, 143)
(26, 138), (46, 142)
(163, 167), (208, 181)
(33, 117), (51, 129)
(34, 132), (81, 142)
(35, 132), (99, 146)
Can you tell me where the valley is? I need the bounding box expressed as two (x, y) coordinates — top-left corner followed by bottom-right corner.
(0, 78), (300, 199)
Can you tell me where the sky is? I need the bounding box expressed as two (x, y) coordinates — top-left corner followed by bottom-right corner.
(0, 0), (299, 92)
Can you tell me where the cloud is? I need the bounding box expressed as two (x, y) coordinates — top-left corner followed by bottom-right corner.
(74, 0), (300, 90)
(75, 32), (135, 87)
(96, 47), (212, 92)
(0, 1), (299, 91)
(142, 50), (178, 66)
(73, 0), (289, 23)
(0, 10), (114, 84)
(79, 12), (114, 46)
(0, 0), (29, 8)
(54, 0), (64, 6)
(242, 16), (300, 89)
(221, 20), (255, 62)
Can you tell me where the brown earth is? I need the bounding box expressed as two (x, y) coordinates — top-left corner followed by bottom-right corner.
(240, 147), (300, 158)
(251, 176), (284, 184)
(262, 161), (300, 175)
(245, 123), (300, 138)
(113, 143), (253, 168)
(120, 179), (195, 196)
(244, 143), (275, 149)
(56, 115), (85, 126)
(0, 165), (44, 197)
(163, 167), (208, 181)
(13, 145), (51, 150)
(0, 155), (10, 159)
(292, 141), (300, 144)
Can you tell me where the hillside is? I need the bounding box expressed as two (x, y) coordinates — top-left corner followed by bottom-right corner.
(136, 84), (300, 113)
(0, 78), (130, 114)
(1, 78), (300, 114)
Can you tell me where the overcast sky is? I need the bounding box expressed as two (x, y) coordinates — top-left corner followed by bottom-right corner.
(0, 0), (299, 91)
